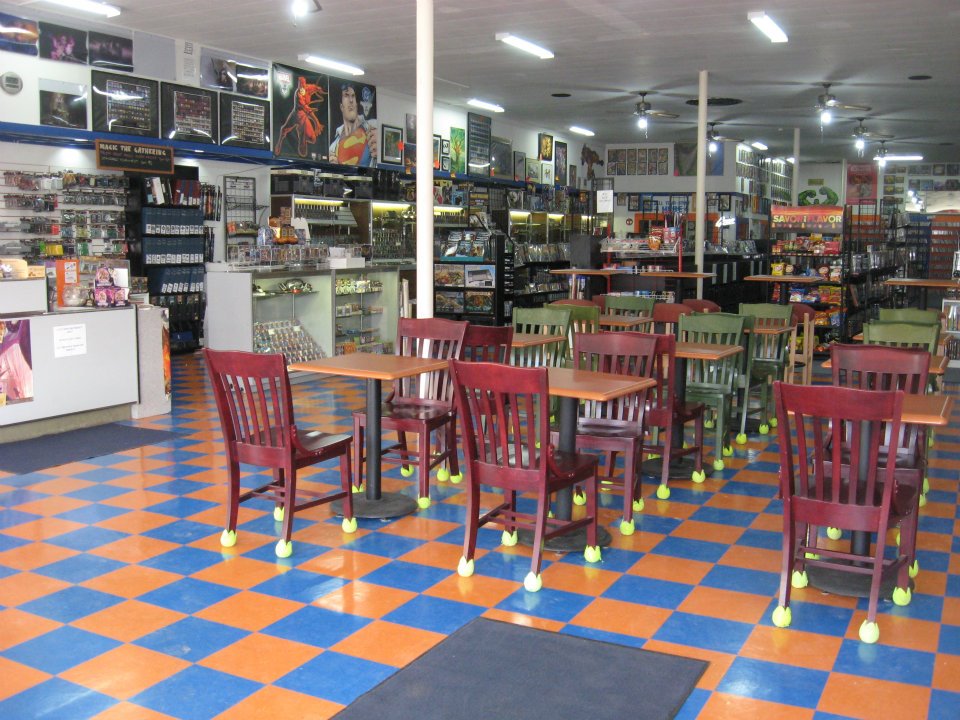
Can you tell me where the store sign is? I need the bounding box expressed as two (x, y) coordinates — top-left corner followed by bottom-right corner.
(597, 189), (614, 214)
(95, 140), (175, 175)
(53, 324), (87, 358)
(770, 205), (843, 232)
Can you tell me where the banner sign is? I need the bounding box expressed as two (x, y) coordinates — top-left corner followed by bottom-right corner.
(95, 139), (174, 174)
(770, 205), (843, 232)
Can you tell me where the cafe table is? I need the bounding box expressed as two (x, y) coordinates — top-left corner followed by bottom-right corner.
(549, 267), (632, 298)
(519, 366), (656, 552)
(628, 269), (716, 303)
(806, 392), (955, 598)
(884, 277), (960, 309)
(289, 353), (448, 519)
(598, 314), (653, 331)
(822, 353), (949, 376)
(641, 341), (743, 480)
(510, 333), (566, 367)
(744, 274), (822, 305)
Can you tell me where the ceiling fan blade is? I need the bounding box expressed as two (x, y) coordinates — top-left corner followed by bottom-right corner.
(834, 102), (872, 112)
(647, 110), (679, 119)
(716, 134), (745, 143)
(862, 130), (894, 139)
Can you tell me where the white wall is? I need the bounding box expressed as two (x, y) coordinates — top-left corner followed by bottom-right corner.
(796, 162), (845, 206)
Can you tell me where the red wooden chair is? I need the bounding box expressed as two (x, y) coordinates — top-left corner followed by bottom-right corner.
(450, 359), (601, 592)
(353, 317), (467, 509)
(651, 302), (693, 335)
(462, 323), (514, 363)
(559, 332), (657, 535)
(682, 298), (721, 313)
(771, 381), (915, 644)
(204, 349), (356, 558)
(640, 333), (706, 499)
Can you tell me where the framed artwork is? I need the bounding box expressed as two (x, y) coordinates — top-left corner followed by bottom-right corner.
(647, 160), (658, 175)
(441, 138), (451, 156)
(381, 124), (403, 165)
(91, 71), (159, 137)
(932, 164), (946, 176)
(235, 63), (269, 98)
(328, 78), (378, 166)
(449, 127), (466, 175)
(39, 22), (86, 64)
(200, 51), (236, 91)
(554, 141), (568, 186)
(718, 194), (732, 211)
(616, 193), (627, 207)
(161, 82), (218, 144)
(513, 151), (526, 182)
(88, 31), (133, 72)
(433, 134), (441, 169)
(405, 113), (417, 143)
(219, 93), (270, 150)
(538, 132), (554, 162)
(490, 136), (513, 180)
(525, 157), (540, 183)
(441, 156), (451, 173)
(466, 112), (492, 177)
(39, 79), (86, 130)
(541, 162), (552, 185)
(272, 63), (329, 160)
(404, 143), (417, 174)
(946, 164), (960, 176)
(628, 194), (640, 212)
(569, 164), (577, 188)
(0, 13), (38, 56)
(658, 148), (668, 162)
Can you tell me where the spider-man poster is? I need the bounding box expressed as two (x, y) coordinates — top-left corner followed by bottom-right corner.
(272, 63), (329, 161)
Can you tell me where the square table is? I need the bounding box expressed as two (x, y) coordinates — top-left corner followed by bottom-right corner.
(290, 353), (449, 519)
(884, 278), (960, 309)
(598, 314), (653, 331)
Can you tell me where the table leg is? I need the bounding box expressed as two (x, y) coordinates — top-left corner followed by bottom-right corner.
(777, 281), (789, 305)
(519, 395), (612, 551)
(333, 378), (418, 519)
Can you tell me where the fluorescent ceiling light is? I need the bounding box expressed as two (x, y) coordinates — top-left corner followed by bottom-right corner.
(751, 140), (768, 151)
(298, 54), (364, 76)
(748, 11), (788, 43)
(874, 153), (923, 161)
(467, 98), (504, 113)
(569, 126), (595, 137)
(41, 0), (121, 17)
(495, 32), (554, 60)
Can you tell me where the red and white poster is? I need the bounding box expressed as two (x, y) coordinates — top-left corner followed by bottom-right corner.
(846, 162), (878, 202)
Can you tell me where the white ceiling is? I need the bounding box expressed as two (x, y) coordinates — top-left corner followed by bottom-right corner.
(8, 0), (960, 162)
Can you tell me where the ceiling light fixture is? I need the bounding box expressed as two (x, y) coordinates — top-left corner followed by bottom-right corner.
(855, 137), (866, 151)
(751, 140), (768, 151)
(875, 153), (923, 162)
(569, 126), (595, 137)
(637, 116), (648, 130)
(786, 157), (795, 164)
(298, 54), (364, 76)
(41, 0), (121, 17)
(748, 11), (788, 43)
(467, 98), (504, 113)
(708, 140), (718, 154)
(495, 33), (554, 60)
(820, 109), (832, 125)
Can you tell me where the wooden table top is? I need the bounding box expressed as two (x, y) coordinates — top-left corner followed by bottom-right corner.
(744, 325), (794, 336)
(902, 394), (954, 426)
(547, 367), (656, 402)
(675, 342), (743, 360)
(630, 270), (716, 279)
(821, 353), (949, 376)
(744, 274), (823, 284)
(884, 278), (960, 290)
(598, 314), (653, 329)
(511, 333), (566, 348)
(548, 267), (631, 277)
(289, 353), (448, 381)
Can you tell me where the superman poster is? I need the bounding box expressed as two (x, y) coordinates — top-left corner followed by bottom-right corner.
(328, 78), (378, 167)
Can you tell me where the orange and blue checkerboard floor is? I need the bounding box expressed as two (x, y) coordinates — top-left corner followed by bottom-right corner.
(1, 352), (958, 719)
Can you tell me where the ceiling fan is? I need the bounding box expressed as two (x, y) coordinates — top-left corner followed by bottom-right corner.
(851, 117), (893, 155)
(633, 92), (679, 132)
(707, 122), (744, 144)
(816, 83), (870, 124)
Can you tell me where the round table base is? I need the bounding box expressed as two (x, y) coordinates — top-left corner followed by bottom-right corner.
(807, 564), (913, 600)
(641, 457), (713, 482)
(332, 492), (418, 519)
(518, 525), (612, 553)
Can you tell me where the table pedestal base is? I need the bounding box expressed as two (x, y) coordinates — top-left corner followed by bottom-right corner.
(332, 492), (418, 519)
(641, 457), (713, 481)
(807, 564), (913, 600)
(518, 525), (612, 553)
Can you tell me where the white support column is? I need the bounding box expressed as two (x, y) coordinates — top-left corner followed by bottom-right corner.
(415, 0), (434, 317)
(792, 127), (801, 205)
(694, 70), (708, 298)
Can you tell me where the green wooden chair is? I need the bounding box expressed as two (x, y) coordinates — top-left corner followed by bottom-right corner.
(878, 308), (941, 325)
(678, 312), (746, 470)
(512, 306), (572, 368)
(863, 321), (939, 354)
(602, 294), (656, 318)
(549, 300), (600, 364)
(736, 304), (794, 443)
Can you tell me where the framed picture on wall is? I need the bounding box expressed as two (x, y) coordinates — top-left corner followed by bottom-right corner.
(513, 151), (526, 182)
(91, 70), (159, 137)
(381, 124), (403, 165)
(538, 132), (554, 162)
(554, 141), (568, 186)
(441, 138), (451, 156)
(441, 156), (451, 173)
(219, 93), (270, 150)
(433, 134), (441, 169)
(160, 82), (218, 144)
(490, 136), (513, 180)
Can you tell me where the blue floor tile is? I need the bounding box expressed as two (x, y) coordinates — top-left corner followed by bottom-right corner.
(674, 687), (711, 720)
(0, 509), (41, 530)
(833, 640), (935, 686)
(142, 519), (219, 544)
(561, 624), (647, 648)
(44, 527), (129, 551)
(470, 548), (541, 582)
(145, 497), (219, 518)
(252, 569), (348, 604)
(5, 626), (120, 674)
(0, 678), (114, 720)
(341, 531), (424, 559)
(760, 598), (854, 637)
(135, 616), (246, 662)
(360, 560), (449, 592)
(701, 565), (781, 596)
(20, 586), (123, 623)
(261, 605), (371, 648)
(54, 504), (131, 524)
(383, 594), (485, 634)
(938, 623), (960, 655)
(690, 505), (758, 528)
(275, 651), (396, 706)
(717, 656), (828, 708)
(147, 479), (211, 496)
(736, 528), (783, 550)
(139, 577), (236, 614)
(650, 536), (729, 563)
(929, 689), (960, 720)
(654, 612), (754, 654)
(141, 547), (224, 575)
(0, 489), (48, 506)
(496, 586), (595, 622)
(603, 574), (694, 610)
(721, 480), (778, 498)
(130, 665), (260, 720)
(33, 553), (125, 584)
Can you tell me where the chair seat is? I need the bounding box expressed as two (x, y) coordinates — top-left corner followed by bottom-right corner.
(573, 421), (643, 441)
(549, 449), (598, 483)
(355, 402), (453, 425)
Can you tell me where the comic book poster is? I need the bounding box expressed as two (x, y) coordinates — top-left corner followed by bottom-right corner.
(328, 78), (377, 167)
(0, 319), (33, 406)
(272, 63), (329, 161)
(0, 13), (38, 56)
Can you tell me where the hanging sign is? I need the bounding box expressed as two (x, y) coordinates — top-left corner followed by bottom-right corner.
(597, 189), (614, 214)
(95, 139), (175, 174)
(770, 205), (843, 232)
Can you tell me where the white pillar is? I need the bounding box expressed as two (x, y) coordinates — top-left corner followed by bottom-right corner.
(416, 0), (434, 317)
(694, 70), (708, 298)
(792, 127), (801, 205)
